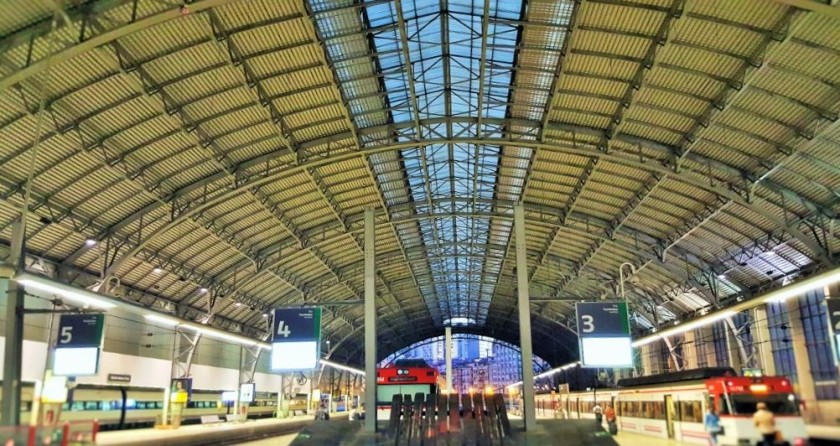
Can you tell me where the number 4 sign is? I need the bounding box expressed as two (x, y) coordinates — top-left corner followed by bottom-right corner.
(276, 320), (291, 338)
(827, 298), (840, 333)
(271, 308), (321, 342)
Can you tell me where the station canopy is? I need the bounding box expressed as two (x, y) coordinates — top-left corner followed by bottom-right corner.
(0, 0), (838, 366)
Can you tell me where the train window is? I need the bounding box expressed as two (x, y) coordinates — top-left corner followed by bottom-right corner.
(71, 401), (85, 411)
(678, 401), (703, 423)
(84, 401), (99, 411)
(729, 394), (799, 415)
(61, 403), (70, 411)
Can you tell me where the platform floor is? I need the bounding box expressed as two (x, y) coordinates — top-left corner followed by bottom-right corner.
(96, 415), (313, 446)
(614, 431), (694, 446)
(233, 433), (298, 445)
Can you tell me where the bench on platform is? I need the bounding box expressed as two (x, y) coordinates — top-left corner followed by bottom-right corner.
(226, 414), (247, 423)
(200, 415), (223, 426)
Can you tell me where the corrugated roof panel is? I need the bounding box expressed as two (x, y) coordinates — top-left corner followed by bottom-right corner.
(581, 2), (665, 35)
(690, 0), (788, 31)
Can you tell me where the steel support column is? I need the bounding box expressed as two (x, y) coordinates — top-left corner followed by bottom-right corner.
(445, 326), (453, 392)
(363, 208), (376, 433)
(514, 203), (536, 430)
(1, 219), (25, 426)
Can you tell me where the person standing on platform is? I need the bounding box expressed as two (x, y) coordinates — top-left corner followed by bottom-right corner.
(604, 403), (617, 435)
(753, 402), (776, 446)
(593, 402), (603, 424)
(704, 407), (721, 445)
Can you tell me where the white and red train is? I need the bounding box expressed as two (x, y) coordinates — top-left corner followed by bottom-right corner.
(375, 359), (444, 418)
(535, 367), (809, 446)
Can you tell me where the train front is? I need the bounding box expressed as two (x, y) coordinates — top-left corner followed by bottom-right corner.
(707, 376), (807, 446)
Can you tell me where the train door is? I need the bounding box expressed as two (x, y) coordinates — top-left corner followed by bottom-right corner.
(664, 395), (676, 439)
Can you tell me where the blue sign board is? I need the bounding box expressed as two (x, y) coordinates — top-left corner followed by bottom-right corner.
(272, 308), (322, 342)
(57, 314), (105, 348)
(575, 302), (630, 337)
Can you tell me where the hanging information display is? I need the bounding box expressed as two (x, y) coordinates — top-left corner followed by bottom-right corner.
(575, 302), (632, 368)
(271, 307), (322, 371)
(52, 314), (105, 376)
(827, 298), (840, 362)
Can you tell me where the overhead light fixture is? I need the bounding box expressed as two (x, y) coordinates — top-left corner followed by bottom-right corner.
(717, 273), (727, 279)
(85, 239), (97, 246)
(16, 274), (115, 309)
(235, 302), (242, 307)
(262, 313), (268, 318)
(199, 287), (208, 294)
(153, 267), (163, 274)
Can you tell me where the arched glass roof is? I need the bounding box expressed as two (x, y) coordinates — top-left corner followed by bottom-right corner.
(0, 0), (837, 365)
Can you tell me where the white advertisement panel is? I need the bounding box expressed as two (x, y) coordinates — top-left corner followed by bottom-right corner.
(579, 336), (633, 367)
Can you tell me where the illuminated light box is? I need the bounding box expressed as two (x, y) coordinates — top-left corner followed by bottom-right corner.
(221, 391), (237, 403)
(579, 336), (632, 368)
(53, 347), (100, 376)
(271, 341), (318, 371)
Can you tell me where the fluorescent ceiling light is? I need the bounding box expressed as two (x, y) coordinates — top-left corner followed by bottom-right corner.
(764, 268), (840, 303)
(632, 311), (735, 347)
(144, 314), (180, 327)
(320, 359), (365, 376)
(17, 276), (115, 309)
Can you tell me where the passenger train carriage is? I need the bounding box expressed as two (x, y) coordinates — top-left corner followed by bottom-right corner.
(376, 359), (444, 418)
(0, 382), (279, 430)
(536, 367), (808, 446)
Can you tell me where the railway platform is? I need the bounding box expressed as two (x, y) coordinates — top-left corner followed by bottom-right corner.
(96, 414), (340, 446)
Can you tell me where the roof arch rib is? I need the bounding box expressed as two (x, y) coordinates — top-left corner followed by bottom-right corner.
(1, 0), (838, 366)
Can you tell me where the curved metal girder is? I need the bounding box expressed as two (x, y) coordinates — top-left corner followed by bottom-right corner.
(93, 120), (833, 284)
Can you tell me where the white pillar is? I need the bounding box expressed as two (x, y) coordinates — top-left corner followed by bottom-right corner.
(514, 203), (536, 430)
(640, 344), (653, 376)
(724, 319), (743, 372)
(683, 330), (699, 370)
(445, 326), (453, 392)
(363, 209), (377, 433)
(825, 283), (840, 377)
(752, 305), (776, 376)
(785, 296), (818, 422)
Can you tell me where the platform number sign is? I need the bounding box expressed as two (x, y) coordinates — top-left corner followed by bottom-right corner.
(827, 299), (840, 364)
(270, 308), (322, 372)
(575, 302), (632, 368)
(272, 308), (322, 342)
(575, 302), (630, 337)
(53, 314), (105, 376)
(828, 299), (840, 333)
(57, 314), (105, 348)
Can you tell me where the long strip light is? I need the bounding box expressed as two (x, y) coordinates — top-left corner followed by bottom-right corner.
(631, 265), (840, 347)
(631, 310), (736, 347)
(15, 272), (360, 371)
(505, 361), (581, 389)
(17, 275), (116, 309)
(320, 358), (365, 376)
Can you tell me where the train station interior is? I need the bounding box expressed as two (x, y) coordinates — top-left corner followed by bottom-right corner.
(0, 0), (839, 445)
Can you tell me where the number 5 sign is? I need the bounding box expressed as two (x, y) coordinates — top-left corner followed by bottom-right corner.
(57, 314), (105, 348)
